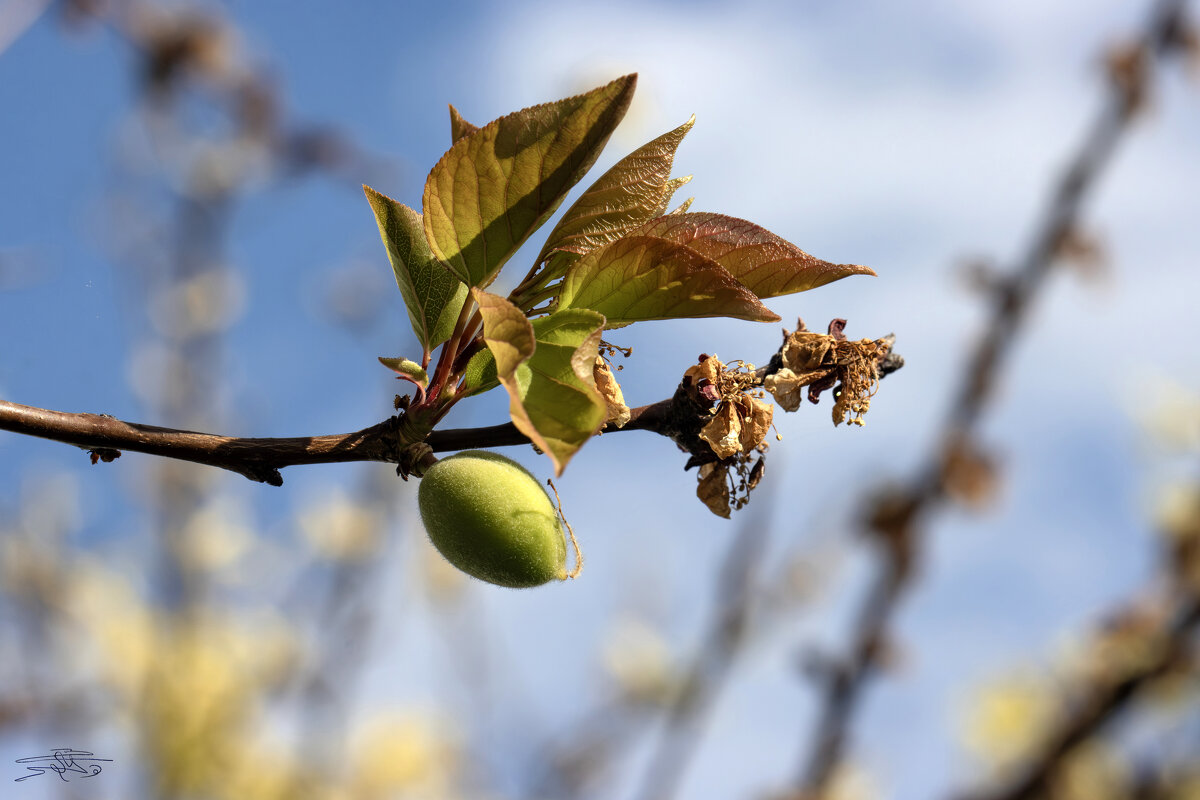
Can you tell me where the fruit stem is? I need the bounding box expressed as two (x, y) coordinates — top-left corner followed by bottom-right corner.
(547, 479), (584, 580)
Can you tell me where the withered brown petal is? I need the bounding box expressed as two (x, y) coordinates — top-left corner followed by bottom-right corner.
(593, 356), (631, 429)
(781, 331), (834, 372)
(697, 462), (732, 519)
(684, 354), (724, 386)
(747, 455), (766, 491)
(808, 370), (840, 406)
(764, 369), (806, 412)
(700, 401), (743, 460)
(765, 366), (838, 412)
(738, 396), (774, 452)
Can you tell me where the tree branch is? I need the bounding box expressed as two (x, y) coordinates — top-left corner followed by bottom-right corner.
(1, 329), (899, 487)
(0, 397), (677, 486)
(0, 399), (399, 486)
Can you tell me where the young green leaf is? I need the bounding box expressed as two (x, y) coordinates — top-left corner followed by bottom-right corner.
(473, 288), (536, 378)
(526, 115), (696, 291)
(530, 308), (607, 348)
(557, 235), (780, 326)
(378, 357), (430, 391)
(635, 213), (876, 298)
(423, 74), (638, 288)
(460, 347), (499, 396)
(464, 306), (610, 397)
(364, 185), (468, 351)
(475, 290), (607, 475)
(448, 104), (478, 143)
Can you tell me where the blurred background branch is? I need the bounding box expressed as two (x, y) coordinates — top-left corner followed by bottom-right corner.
(794, 0), (1197, 796)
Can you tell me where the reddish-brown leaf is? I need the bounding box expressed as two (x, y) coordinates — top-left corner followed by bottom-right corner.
(635, 212), (875, 299)
(557, 235), (779, 326)
(533, 116), (695, 275)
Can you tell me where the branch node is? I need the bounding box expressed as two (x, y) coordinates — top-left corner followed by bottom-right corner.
(243, 466), (284, 486)
(87, 448), (122, 465)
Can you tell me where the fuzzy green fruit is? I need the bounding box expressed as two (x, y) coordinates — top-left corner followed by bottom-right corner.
(418, 450), (567, 588)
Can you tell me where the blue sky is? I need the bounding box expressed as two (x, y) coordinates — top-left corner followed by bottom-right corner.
(2, 1), (1199, 798)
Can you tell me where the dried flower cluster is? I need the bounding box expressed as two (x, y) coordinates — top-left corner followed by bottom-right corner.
(764, 319), (894, 426)
(680, 354), (774, 517)
(677, 320), (896, 517)
(687, 355), (774, 460)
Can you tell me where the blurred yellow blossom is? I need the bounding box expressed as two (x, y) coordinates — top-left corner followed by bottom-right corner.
(3, 542), (318, 799)
(301, 489), (382, 562)
(1142, 379), (1200, 452)
(216, 742), (317, 800)
(61, 558), (156, 693)
(137, 611), (298, 798)
(826, 763), (881, 800)
(349, 711), (460, 799)
(177, 497), (255, 573)
(601, 618), (677, 705)
(961, 671), (1060, 770)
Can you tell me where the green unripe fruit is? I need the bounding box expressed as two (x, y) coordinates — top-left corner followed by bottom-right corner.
(418, 450), (568, 588)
